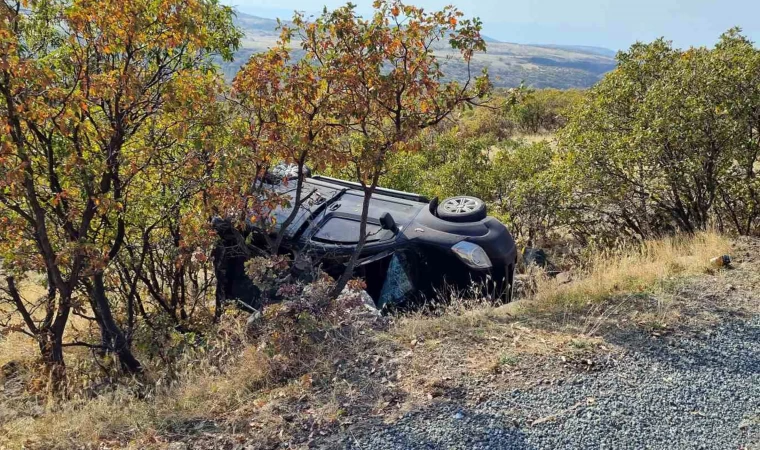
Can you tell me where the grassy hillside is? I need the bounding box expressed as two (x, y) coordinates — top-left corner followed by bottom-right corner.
(220, 12), (617, 89)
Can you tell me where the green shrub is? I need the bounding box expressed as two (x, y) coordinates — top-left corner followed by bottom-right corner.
(509, 89), (585, 134)
(559, 29), (760, 239)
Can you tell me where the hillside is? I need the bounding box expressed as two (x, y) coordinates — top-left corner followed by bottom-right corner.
(220, 12), (617, 89)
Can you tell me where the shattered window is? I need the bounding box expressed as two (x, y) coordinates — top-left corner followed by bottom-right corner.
(378, 252), (415, 308)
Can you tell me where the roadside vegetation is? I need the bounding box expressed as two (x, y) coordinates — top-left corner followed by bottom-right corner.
(0, 0), (759, 448)
(382, 29), (760, 247)
(1, 231), (733, 449)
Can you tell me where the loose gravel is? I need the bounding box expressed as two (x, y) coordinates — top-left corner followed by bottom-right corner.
(338, 315), (760, 449)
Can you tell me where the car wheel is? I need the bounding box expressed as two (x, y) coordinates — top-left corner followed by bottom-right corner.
(436, 196), (487, 222)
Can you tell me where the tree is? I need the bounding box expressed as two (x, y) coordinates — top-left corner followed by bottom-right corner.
(490, 141), (564, 244)
(111, 70), (233, 331)
(509, 88), (584, 134)
(231, 43), (340, 256)
(709, 30), (760, 235)
(273, 0), (491, 298)
(559, 30), (760, 240)
(0, 0), (240, 382)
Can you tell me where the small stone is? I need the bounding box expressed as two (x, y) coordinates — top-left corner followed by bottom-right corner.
(555, 272), (573, 284)
(167, 443), (188, 450)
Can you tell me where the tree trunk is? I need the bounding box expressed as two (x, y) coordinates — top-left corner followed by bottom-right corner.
(38, 328), (66, 388)
(212, 240), (227, 321)
(6, 275), (68, 389)
(330, 185), (375, 299)
(89, 273), (143, 373)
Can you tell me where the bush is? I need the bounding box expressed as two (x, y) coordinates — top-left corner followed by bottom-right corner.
(559, 29), (760, 239)
(509, 89), (585, 134)
(381, 123), (564, 246)
(490, 141), (565, 244)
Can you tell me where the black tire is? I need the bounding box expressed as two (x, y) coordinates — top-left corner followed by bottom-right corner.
(492, 262), (516, 304)
(436, 196), (487, 222)
(506, 262), (516, 303)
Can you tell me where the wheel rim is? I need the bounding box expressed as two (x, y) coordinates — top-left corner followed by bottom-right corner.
(442, 197), (479, 214)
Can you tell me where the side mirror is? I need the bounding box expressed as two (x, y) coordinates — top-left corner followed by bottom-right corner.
(379, 212), (398, 233)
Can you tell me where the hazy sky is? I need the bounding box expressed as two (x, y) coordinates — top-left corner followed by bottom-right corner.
(222, 0), (760, 51)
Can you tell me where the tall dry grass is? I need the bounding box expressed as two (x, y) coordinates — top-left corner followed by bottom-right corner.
(0, 291), (373, 449)
(530, 231), (729, 306)
(386, 232), (733, 396)
(0, 315), (276, 449)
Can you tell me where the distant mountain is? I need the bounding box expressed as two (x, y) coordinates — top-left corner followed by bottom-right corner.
(481, 35), (502, 43)
(530, 44), (618, 58)
(221, 12), (618, 90)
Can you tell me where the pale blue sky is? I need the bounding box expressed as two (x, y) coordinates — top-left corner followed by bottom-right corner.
(222, 0), (759, 51)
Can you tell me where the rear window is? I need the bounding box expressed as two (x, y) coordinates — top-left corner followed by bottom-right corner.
(312, 217), (390, 244)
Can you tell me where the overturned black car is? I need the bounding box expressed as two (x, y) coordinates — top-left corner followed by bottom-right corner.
(213, 168), (518, 310)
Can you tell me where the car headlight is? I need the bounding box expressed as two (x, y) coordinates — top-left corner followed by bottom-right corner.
(451, 241), (492, 269)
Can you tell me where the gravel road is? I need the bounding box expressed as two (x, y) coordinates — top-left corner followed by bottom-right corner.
(338, 313), (759, 449)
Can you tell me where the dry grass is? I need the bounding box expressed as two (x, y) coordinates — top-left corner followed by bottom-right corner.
(512, 132), (556, 146)
(0, 275), (100, 372)
(0, 301), (393, 449)
(2, 335), (284, 449)
(0, 232), (735, 449)
(0, 278), (48, 368)
(0, 316), (252, 449)
(525, 231), (729, 310)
